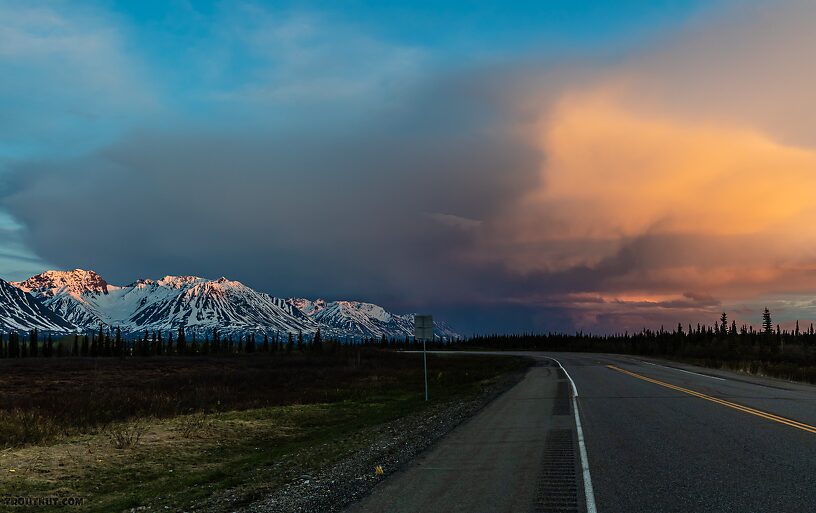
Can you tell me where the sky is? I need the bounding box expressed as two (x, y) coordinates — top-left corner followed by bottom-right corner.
(3, 0), (816, 334)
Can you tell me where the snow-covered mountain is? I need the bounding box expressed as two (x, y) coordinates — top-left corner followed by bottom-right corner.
(288, 298), (459, 339)
(11, 269), (459, 339)
(0, 279), (76, 332)
(14, 270), (314, 337)
(14, 269), (120, 328)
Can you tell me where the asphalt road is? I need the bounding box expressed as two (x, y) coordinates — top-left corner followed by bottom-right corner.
(344, 352), (816, 513)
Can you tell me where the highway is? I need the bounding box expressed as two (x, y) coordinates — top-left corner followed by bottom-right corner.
(344, 352), (816, 513)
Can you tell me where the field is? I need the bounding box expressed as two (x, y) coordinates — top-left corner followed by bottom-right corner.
(0, 350), (529, 511)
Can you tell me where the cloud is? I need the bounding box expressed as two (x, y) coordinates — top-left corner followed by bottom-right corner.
(0, 0), (156, 157)
(5, 0), (816, 333)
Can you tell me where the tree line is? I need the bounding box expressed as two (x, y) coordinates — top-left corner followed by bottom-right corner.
(451, 308), (816, 383)
(0, 325), (440, 358)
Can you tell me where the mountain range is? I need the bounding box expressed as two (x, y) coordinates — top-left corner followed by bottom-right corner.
(0, 269), (458, 339)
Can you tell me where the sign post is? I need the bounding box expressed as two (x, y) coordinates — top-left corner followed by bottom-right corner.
(414, 315), (433, 401)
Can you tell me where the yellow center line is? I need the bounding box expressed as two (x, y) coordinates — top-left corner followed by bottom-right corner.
(607, 365), (816, 435)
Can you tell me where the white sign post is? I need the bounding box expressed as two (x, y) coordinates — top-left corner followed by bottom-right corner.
(414, 315), (433, 401)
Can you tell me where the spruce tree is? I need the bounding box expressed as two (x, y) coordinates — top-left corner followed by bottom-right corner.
(115, 327), (122, 358)
(762, 308), (773, 335)
(314, 329), (322, 352)
(29, 328), (38, 357)
(177, 327), (186, 355)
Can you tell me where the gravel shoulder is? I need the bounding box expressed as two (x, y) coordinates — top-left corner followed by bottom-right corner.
(244, 366), (529, 513)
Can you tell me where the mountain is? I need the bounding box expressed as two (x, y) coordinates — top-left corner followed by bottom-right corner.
(12, 269), (460, 339)
(0, 278), (76, 332)
(14, 269), (120, 328)
(14, 270), (315, 337)
(288, 298), (459, 339)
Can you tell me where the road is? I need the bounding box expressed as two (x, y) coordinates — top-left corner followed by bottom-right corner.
(344, 352), (816, 513)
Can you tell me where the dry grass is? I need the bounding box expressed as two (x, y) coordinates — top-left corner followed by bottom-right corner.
(0, 351), (531, 512)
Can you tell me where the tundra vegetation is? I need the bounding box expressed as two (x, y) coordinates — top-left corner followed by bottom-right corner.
(0, 341), (527, 512)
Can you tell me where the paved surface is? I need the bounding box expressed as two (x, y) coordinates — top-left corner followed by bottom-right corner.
(344, 352), (816, 512)
(345, 361), (574, 513)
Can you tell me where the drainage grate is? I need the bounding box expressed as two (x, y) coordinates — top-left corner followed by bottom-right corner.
(552, 381), (571, 416)
(534, 429), (579, 513)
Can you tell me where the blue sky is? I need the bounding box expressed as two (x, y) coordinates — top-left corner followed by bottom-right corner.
(0, 0), (711, 275)
(11, 0), (816, 334)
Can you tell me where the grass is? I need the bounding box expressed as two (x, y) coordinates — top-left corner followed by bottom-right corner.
(0, 350), (530, 512)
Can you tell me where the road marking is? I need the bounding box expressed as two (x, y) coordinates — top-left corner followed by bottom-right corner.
(638, 360), (726, 381)
(541, 356), (579, 397)
(608, 365), (816, 435)
(544, 357), (597, 513)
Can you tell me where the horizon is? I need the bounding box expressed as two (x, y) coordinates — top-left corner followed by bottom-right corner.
(5, 266), (814, 337)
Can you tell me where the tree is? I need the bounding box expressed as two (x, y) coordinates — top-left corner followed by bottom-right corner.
(177, 327), (186, 355)
(297, 331), (303, 352)
(287, 333), (294, 353)
(115, 327), (123, 358)
(313, 329), (322, 352)
(719, 313), (728, 335)
(45, 333), (53, 357)
(29, 328), (39, 357)
(211, 327), (220, 354)
(762, 308), (773, 335)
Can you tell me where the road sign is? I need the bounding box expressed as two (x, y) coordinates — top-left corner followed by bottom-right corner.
(415, 315), (433, 341)
(415, 315), (433, 401)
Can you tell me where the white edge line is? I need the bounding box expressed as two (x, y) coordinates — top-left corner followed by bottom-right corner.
(573, 394), (597, 513)
(639, 360), (726, 381)
(543, 356), (579, 397)
(544, 357), (597, 513)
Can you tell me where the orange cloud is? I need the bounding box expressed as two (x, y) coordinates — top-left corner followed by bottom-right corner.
(474, 85), (816, 307)
(523, 87), (816, 239)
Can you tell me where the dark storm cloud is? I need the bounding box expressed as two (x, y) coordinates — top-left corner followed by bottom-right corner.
(10, 1), (816, 334)
(1, 72), (545, 329)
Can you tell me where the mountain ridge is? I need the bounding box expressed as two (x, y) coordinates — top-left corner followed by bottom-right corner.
(9, 269), (459, 339)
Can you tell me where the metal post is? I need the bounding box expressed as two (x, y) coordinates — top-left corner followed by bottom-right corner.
(423, 337), (429, 401)
(415, 315), (433, 402)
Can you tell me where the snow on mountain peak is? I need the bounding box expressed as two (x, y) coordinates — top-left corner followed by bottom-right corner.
(14, 269), (112, 297)
(8, 270), (460, 338)
(288, 298), (326, 315)
(334, 301), (392, 322)
(157, 275), (206, 288)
